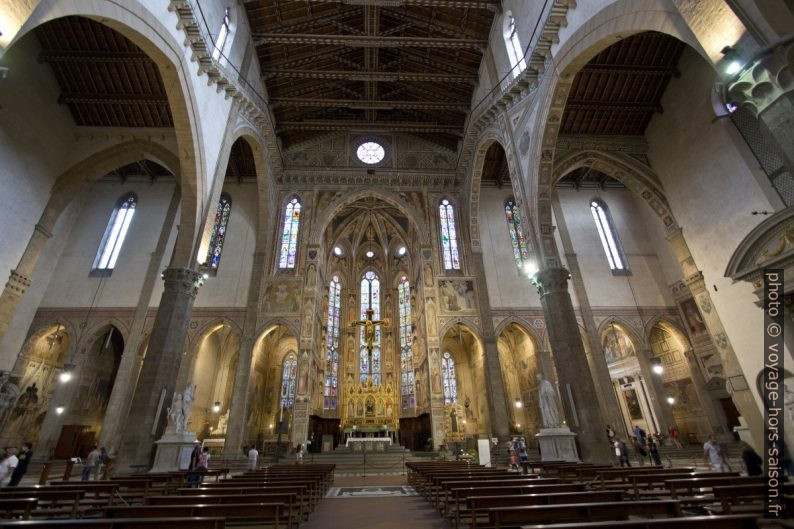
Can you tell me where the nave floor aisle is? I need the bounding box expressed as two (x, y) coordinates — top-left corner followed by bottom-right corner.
(302, 475), (446, 529)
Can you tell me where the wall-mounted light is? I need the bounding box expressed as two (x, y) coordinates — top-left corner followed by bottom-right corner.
(514, 398), (523, 409)
(59, 363), (75, 383)
(213, 401), (221, 413)
(55, 406), (65, 415)
(666, 396), (675, 405)
(650, 357), (664, 375)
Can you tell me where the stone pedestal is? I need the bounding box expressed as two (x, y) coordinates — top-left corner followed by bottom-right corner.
(536, 427), (579, 462)
(151, 432), (197, 472)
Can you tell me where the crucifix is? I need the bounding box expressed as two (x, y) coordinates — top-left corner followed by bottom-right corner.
(351, 307), (390, 378)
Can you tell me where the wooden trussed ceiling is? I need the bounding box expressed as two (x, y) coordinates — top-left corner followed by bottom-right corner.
(554, 167), (624, 189)
(35, 17), (173, 128)
(105, 160), (173, 181)
(225, 138), (258, 181)
(561, 31), (685, 136)
(244, 0), (497, 150)
(480, 142), (509, 188)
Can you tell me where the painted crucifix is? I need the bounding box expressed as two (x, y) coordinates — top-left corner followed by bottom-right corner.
(351, 307), (390, 373)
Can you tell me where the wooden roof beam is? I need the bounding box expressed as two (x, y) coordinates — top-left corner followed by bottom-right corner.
(581, 63), (681, 77)
(263, 69), (475, 83)
(253, 33), (486, 49)
(268, 0), (500, 9)
(38, 49), (152, 63)
(271, 98), (469, 112)
(277, 121), (464, 134)
(565, 99), (663, 113)
(57, 93), (169, 105)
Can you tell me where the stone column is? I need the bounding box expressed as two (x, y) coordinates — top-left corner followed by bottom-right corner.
(532, 267), (611, 462)
(222, 250), (267, 457)
(115, 268), (202, 472)
(667, 228), (764, 449)
(470, 251), (509, 439)
(635, 347), (678, 434)
(0, 224), (52, 346)
(100, 186), (180, 456)
(551, 196), (625, 433)
(683, 349), (726, 434)
(727, 40), (794, 174)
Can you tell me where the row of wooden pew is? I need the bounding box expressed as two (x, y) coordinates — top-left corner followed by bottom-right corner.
(0, 463), (335, 528)
(407, 460), (791, 529)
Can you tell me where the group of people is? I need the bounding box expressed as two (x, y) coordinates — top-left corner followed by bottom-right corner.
(0, 443), (33, 486)
(607, 424), (662, 467)
(81, 445), (109, 480)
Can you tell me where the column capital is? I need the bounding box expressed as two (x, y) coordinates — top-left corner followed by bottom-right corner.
(5, 270), (32, 295)
(162, 268), (202, 299)
(531, 267), (571, 296)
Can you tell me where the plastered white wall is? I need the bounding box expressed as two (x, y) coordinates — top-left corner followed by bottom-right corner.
(645, 47), (782, 408)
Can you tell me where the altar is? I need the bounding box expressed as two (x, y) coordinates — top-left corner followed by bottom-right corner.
(345, 436), (393, 451)
(343, 427), (398, 444)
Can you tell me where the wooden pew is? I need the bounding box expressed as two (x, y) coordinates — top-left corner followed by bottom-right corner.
(0, 517), (226, 528)
(665, 476), (766, 499)
(430, 474), (542, 508)
(595, 467), (695, 490)
(467, 491), (623, 529)
(438, 478), (561, 516)
(519, 514), (762, 529)
(145, 493), (298, 529)
(0, 498), (38, 520)
(103, 502), (285, 529)
(488, 499), (683, 529)
(0, 490), (83, 518)
(447, 483), (581, 529)
(214, 478), (321, 509)
(177, 485), (309, 521)
(630, 472), (739, 499)
(711, 482), (794, 514)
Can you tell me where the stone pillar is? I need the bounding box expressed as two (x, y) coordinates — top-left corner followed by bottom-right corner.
(470, 251), (509, 439)
(532, 267), (611, 463)
(551, 196), (625, 433)
(727, 40), (794, 174)
(222, 251), (266, 457)
(667, 228), (764, 449)
(683, 349), (726, 434)
(0, 224), (52, 346)
(635, 347), (678, 434)
(115, 268), (202, 472)
(100, 186), (180, 456)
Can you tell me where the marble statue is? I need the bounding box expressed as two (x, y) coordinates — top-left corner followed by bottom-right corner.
(182, 383), (196, 431)
(537, 374), (563, 428)
(216, 409), (229, 435)
(168, 392), (184, 433)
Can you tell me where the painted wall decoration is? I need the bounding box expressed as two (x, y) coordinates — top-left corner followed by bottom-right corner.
(261, 280), (301, 313)
(437, 279), (477, 313)
(679, 298), (706, 336)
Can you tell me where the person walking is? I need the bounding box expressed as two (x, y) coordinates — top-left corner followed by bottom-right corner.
(94, 447), (109, 480)
(703, 434), (731, 472)
(614, 438), (631, 467)
(247, 445), (259, 471)
(631, 436), (647, 466)
(633, 425), (647, 447)
(605, 425), (615, 445)
(82, 445), (100, 481)
(647, 439), (662, 466)
(8, 443), (32, 486)
(0, 448), (18, 486)
(668, 426), (682, 449)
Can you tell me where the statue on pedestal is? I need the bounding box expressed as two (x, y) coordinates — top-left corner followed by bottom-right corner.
(537, 374), (563, 428)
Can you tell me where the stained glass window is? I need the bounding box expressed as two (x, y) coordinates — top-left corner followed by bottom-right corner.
(590, 199), (627, 272)
(360, 271), (381, 384)
(504, 12), (526, 78)
(441, 351), (457, 404)
(398, 276), (415, 408)
(324, 276), (341, 409)
(93, 193), (137, 271)
(203, 193), (231, 272)
(504, 199), (530, 269)
(279, 197), (301, 269)
(280, 352), (298, 408)
(439, 199), (460, 270)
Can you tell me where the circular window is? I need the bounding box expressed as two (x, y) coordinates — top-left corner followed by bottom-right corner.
(356, 142), (385, 164)
(366, 250), (375, 258)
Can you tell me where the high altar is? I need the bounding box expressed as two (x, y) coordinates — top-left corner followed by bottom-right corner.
(342, 379), (398, 449)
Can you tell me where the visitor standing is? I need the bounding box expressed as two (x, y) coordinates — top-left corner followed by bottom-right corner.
(247, 445), (259, 471)
(633, 425), (647, 446)
(647, 439), (662, 466)
(631, 436), (647, 466)
(614, 438), (630, 467)
(703, 434), (731, 472)
(94, 447), (109, 480)
(198, 447), (211, 470)
(8, 442), (32, 486)
(0, 448), (18, 486)
(82, 445), (100, 481)
(605, 425), (615, 444)
(668, 426), (682, 449)
(295, 444), (305, 464)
